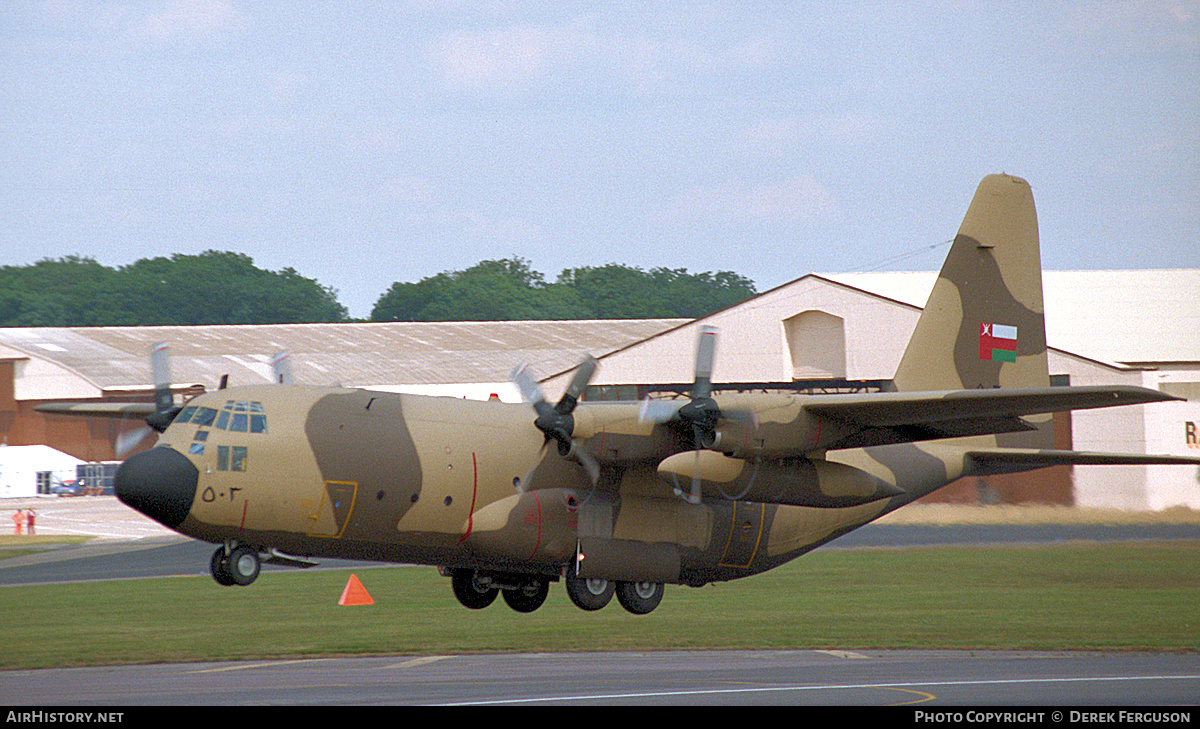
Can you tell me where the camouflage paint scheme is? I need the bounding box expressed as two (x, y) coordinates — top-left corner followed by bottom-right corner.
(103, 175), (1200, 613)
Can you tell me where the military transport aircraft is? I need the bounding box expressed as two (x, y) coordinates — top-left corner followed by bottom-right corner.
(38, 174), (1200, 615)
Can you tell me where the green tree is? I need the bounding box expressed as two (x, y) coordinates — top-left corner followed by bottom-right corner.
(0, 256), (133, 326)
(556, 265), (757, 319)
(0, 252), (348, 327)
(371, 259), (757, 321)
(371, 258), (590, 322)
(120, 252), (348, 325)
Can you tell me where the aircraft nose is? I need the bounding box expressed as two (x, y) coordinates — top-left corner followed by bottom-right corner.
(114, 447), (199, 529)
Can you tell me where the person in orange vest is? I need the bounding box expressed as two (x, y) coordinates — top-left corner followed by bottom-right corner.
(12, 510), (23, 535)
(25, 508), (36, 535)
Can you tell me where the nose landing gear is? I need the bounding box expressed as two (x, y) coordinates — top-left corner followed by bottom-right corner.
(210, 544), (262, 586)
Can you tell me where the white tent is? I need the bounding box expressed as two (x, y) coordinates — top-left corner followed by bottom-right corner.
(0, 445), (85, 499)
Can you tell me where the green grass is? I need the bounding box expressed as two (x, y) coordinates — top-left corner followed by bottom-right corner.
(1, 541), (1196, 670)
(0, 535), (93, 560)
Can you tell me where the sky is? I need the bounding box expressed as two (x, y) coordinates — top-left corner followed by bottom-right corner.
(2, 1), (1197, 319)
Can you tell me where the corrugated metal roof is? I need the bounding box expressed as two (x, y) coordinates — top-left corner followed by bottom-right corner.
(823, 270), (1200, 365)
(0, 320), (686, 393)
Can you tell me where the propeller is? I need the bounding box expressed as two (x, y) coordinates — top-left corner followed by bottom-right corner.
(144, 342), (181, 433)
(638, 325), (756, 504)
(115, 342), (178, 457)
(512, 355), (601, 488)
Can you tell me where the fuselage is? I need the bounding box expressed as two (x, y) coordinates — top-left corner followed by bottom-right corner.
(114, 384), (961, 587)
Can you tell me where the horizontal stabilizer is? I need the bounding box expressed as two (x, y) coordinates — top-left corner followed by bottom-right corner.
(967, 448), (1200, 469)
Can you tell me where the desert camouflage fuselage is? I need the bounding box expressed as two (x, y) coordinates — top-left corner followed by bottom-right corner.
(108, 175), (1200, 613)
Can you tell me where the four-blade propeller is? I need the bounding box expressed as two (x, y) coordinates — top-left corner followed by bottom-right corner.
(116, 343), (180, 457)
(512, 326), (757, 504)
(637, 325), (757, 503)
(512, 355), (601, 488)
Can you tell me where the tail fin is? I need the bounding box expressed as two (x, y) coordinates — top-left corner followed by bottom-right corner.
(892, 174), (1049, 393)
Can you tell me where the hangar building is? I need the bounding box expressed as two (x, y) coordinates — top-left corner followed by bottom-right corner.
(545, 269), (1200, 511)
(0, 319), (683, 463)
(1, 269), (1196, 509)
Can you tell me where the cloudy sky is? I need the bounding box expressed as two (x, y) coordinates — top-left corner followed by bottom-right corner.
(2, 1), (1196, 318)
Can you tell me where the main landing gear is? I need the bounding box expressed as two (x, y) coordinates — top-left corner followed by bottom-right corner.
(210, 544), (261, 586)
(450, 569), (550, 613)
(449, 568), (665, 615)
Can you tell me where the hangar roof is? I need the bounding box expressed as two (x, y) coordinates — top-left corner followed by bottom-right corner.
(0, 320), (685, 396)
(822, 270), (1200, 366)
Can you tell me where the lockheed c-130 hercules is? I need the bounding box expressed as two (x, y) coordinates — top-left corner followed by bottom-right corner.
(40, 174), (1200, 615)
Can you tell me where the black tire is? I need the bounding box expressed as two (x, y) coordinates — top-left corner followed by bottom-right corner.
(451, 569), (498, 609)
(210, 546), (235, 586)
(227, 545), (261, 586)
(615, 581), (664, 615)
(564, 570), (615, 611)
(502, 577), (549, 613)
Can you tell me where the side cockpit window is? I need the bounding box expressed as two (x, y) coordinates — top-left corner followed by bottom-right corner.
(184, 401), (267, 468)
(192, 407), (218, 427)
(218, 401), (266, 434)
(185, 401), (267, 434)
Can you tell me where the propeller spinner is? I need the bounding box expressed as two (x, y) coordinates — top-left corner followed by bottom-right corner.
(512, 355), (600, 488)
(638, 325), (756, 503)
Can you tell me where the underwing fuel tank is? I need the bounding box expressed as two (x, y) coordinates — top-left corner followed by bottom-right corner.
(656, 452), (903, 507)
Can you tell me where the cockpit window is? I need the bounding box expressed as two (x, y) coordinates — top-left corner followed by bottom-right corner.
(192, 407), (218, 427)
(175, 406), (198, 424)
(194, 401), (268, 433)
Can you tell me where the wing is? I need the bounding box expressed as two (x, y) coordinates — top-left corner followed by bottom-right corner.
(800, 385), (1179, 451)
(34, 402), (158, 419)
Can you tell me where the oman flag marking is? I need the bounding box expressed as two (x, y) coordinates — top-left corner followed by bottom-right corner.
(979, 323), (1018, 362)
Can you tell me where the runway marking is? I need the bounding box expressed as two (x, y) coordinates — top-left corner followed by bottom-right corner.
(384, 655), (450, 670)
(885, 687), (937, 706)
(815, 649), (871, 659)
(433, 673), (1200, 706)
(185, 659), (332, 674)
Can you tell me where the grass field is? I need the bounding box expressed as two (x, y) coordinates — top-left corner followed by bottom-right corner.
(1, 540), (1197, 670)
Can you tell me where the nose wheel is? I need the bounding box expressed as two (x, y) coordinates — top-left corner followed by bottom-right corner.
(210, 544), (262, 587)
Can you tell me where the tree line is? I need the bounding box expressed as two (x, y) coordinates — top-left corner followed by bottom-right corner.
(0, 252), (757, 327)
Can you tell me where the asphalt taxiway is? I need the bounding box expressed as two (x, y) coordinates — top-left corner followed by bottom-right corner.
(3, 649), (1199, 706)
(2, 497), (1199, 706)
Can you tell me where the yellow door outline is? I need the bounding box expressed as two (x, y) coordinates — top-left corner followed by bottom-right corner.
(308, 480), (358, 538)
(718, 501), (765, 569)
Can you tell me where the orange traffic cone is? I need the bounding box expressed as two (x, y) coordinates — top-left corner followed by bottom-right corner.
(338, 574), (374, 606)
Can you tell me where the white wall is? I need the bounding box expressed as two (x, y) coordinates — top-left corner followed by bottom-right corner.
(1143, 392), (1200, 510)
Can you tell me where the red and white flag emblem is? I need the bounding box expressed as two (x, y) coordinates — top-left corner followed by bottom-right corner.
(979, 323), (1018, 362)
